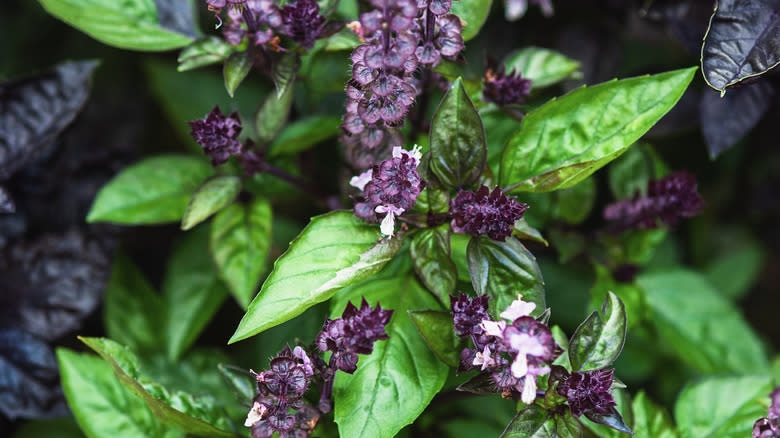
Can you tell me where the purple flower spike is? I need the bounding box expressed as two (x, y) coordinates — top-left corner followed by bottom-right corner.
(604, 171), (705, 232)
(280, 0), (325, 49)
(451, 185), (529, 241)
(556, 368), (617, 417)
(483, 63), (532, 106)
(188, 106), (244, 166)
(315, 298), (393, 374)
(754, 387), (780, 438)
(451, 293), (490, 338)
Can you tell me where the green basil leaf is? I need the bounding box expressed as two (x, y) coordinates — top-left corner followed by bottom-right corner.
(223, 51), (253, 98)
(217, 364), (256, 406)
(450, 0), (493, 41)
(331, 258), (448, 438)
(163, 227), (230, 361)
(481, 106), (521, 169)
(103, 252), (164, 353)
(500, 405), (555, 438)
(590, 264), (646, 329)
(271, 53), (301, 99)
(466, 236), (546, 318)
(500, 67), (697, 193)
(632, 391), (679, 438)
(268, 115), (341, 157)
(701, 0), (780, 94)
(568, 291), (627, 372)
(408, 309), (462, 367)
(430, 77), (487, 189)
(210, 198), (273, 309)
(638, 269), (769, 374)
(57, 348), (184, 438)
(607, 143), (666, 200)
(675, 375), (773, 438)
(254, 82), (294, 144)
(79, 337), (235, 437)
(504, 47), (581, 90)
(410, 226), (457, 305)
(229, 211), (404, 343)
(181, 175), (241, 231)
(87, 155), (214, 225)
(37, 0), (193, 51)
(513, 218), (548, 246)
(555, 410), (583, 438)
(178, 36), (235, 72)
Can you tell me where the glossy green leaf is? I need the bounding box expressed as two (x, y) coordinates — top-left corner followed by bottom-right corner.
(181, 175), (241, 230)
(500, 67), (697, 193)
(590, 264), (645, 329)
(103, 252), (164, 353)
(271, 53), (301, 99)
(504, 47), (581, 90)
(638, 269), (769, 374)
(513, 218), (548, 246)
(268, 115), (341, 157)
(466, 236), (546, 318)
(255, 83), (294, 144)
(79, 337), (235, 437)
(568, 291), (626, 372)
(701, 0), (780, 94)
(481, 106), (521, 169)
(229, 211), (404, 343)
(555, 410), (584, 438)
(323, 28), (361, 51)
(675, 375), (773, 438)
(57, 348), (183, 438)
(87, 155), (213, 225)
(332, 259), (448, 438)
(430, 77), (487, 188)
(410, 226), (457, 305)
(223, 51), (253, 98)
(450, 0), (493, 41)
(632, 392), (679, 438)
(210, 198), (273, 309)
(409, 309), (462, 367)
(178, 36), (235, 72)
(164, 228), (230, 361)
(217, 364), (256, 405)
(500, 405), (555, 438)
(37, 0), (193, 51)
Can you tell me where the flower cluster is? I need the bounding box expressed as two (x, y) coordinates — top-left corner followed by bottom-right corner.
(504, 0), (554, 21)
(754, 387), (780, 438)
(603, 171), (705, 231)
(188, 106), (244, 166)
(280, 0), (326, 49)
(450, 185), (529, 241)
(245, 345), (319, 438)
(350, 146), (425, 236)
(341, 0), (464, 169)
(316, 298), (394, 374)
(482, 63), (532, 106)
(552, 367), (617, 417)
(244, 298), (393, 437)
(453, 293), (558, 404)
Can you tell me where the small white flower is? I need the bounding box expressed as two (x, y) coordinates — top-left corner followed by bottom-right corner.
(349, 169), (373, 191)
(392, 144), (423, 166)
(472, 345), (495, 371)
(244, 401), (267, 427)
(375, 205), (405, 237)
(479, 319), (506, 337)
(499, 293), (536, 321)
(521, 374), (537, 404)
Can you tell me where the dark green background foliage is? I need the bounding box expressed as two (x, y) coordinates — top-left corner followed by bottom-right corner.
(2, 0), (779, 437)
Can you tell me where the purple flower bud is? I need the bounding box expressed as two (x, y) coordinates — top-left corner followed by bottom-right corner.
(450, 293), (490, 338)
(315, 298), (393, 374)
(556, 368), (617, 417)
(770, 387), (780, 420)
(188, 106), (244, 166)
(604, 171), (705, 231)
(754, 387), (780, 438)
(482, 63), (532, 106)
(451, 186), (529, 241)
(280, 0), (325, 49)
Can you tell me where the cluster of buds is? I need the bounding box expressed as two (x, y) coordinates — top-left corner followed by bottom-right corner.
(482, 58), (532, 106)
(450, 185), (529, 241)
(754, 387), (780, 438)
(551, 367), (617, 418)
(341, 0), (464, 169)
(604, 171), (705, 232)
(452, 293), (559, 404)
(244, 299), (393, 437)
(350, 146), (425, 237)
(188, 106), (265, 175)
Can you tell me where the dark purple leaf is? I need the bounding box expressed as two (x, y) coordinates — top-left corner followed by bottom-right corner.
(701, 0), (780, 93)
(0, 231), (112, 342)
(584, 407), (634, 434)
(0, 326), (68, 419)
(0, 60), (98, 180)
(154, 0), (198, 39)
(643, 0), (714, 55)
(700, 80), (775, 157)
